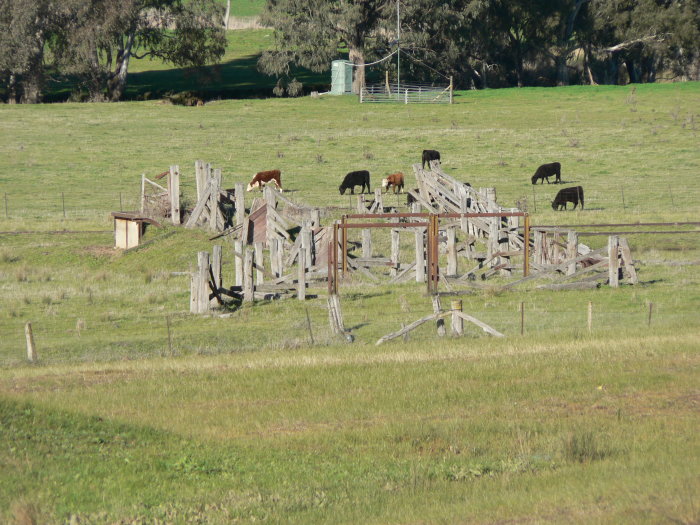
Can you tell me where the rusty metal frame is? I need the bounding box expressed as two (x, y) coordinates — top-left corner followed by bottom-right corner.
(329, 211), (531, 294)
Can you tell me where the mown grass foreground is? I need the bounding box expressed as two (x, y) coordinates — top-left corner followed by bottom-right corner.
(1, 84), (699, 522)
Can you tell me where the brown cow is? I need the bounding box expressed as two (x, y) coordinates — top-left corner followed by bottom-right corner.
(381, 172), (405, 194)
(246, 170), (282, 192)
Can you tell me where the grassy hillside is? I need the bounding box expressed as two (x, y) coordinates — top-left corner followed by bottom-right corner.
(0, 84), (699, 523)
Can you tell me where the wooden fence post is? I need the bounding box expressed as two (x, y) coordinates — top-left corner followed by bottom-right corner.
(301, 222), (313, 269)
(234, 240), (243, 287)
(374, 188), (383, 212)
(520, 301), (525, 335)
(451, 300), (463, 336)
(447, 226), (457, 276)
(608, 235), (620, 287)
(209, 169), (221, 232)
(25, 322), (37, 363)
(169, 165), (181, 225)
(566, 231), (578, 276)
(588, 301), (593, 332)
(254, 242), (264, 285)
(243, 247), (254, 302)
(415, 228), (425, 283)
(432, 295), (446, 337)
(297, 248), (306, 300)
(362, 228), (372, 258)
(235, 182), (245, 227)
(211, 245), (222, 307)
(269, 238), (279, 277)
(140, 174), (146, 214)
(390, 229), (400, 277)
(189, 251), (210, 314)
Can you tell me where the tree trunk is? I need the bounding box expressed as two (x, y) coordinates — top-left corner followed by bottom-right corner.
(224, 0), (231, 29)
(349, 46), (365, 94)
(107, 31), (135, 101)
(7, 74), (18, 104)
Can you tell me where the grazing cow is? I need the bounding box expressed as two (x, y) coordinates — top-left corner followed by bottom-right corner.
(422, 149), (441, 169)
(552, 186), (584, 210)
(339, 170), (370, 195)
(246, 170), (282, 192)
(531, 162), (561, 184)
(381, 172), (405, 194)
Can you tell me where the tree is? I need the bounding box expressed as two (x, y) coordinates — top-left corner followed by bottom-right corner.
(259, 0), (387, 95)
(52, 0), (226, 101)
(0, 0), (70, 103)
(585, 0), (700, 84)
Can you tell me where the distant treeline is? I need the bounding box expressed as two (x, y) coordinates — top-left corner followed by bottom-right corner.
(258, 0), (700, 94)
(2, 0), (699, 103)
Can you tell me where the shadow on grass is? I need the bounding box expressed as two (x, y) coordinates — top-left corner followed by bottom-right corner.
(45, 53), (330, 102)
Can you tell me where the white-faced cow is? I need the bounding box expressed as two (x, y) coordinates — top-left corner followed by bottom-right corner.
(552, 186), (584, 210)
(339, 170), (370, 195)
(246, 170), (282, 192)
(422, 149), (441, 169)
(531, 162), (561, 184)
(381, 172), (405, 194)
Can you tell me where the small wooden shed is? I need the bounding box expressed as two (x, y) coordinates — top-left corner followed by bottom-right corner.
(111, 212), (160, 249)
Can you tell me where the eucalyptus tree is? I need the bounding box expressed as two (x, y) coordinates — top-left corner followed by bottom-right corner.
(258, 0), (388, 95)
(0, 0), (70, 103)
(53, 0), (226, 101)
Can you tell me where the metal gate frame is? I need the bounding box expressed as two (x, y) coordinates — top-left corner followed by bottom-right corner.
(328, 211), (530, 295)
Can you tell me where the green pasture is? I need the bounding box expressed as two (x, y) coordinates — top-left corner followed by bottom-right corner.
(1, 82), (699, 522)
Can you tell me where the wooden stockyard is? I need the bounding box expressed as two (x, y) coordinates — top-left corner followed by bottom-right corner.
(114, 158), (653, 343)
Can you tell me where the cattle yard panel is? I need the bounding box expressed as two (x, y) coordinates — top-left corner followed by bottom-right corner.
(332, 211), (530, 295)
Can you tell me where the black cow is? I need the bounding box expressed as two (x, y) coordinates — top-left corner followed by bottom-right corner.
(552, 186), (584, 210)
(339, 170), (370, 195)
(531, 162), (561, 184)
(422, 149), (441, 169)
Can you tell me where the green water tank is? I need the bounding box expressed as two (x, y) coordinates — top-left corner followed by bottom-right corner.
(331, 60), (353, 95)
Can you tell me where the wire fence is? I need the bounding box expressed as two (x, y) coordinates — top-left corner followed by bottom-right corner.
(1, 182), (698, 223)
(1, 298), (696, 367)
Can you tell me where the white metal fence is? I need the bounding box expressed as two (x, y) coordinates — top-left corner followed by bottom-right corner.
(360, 82), (453, 104)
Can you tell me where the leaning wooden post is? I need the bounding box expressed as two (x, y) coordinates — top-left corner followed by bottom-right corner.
(254, 242), (264, 285)
(210, 245), (222, 307)
(450, 300), (463, 336)
(608, 235), (620, 287)
(390, 229), (400, 277)
(297, 248), (306, 300)
(235, 183), (245, 227)
(447, 226), (457, 276)
(25, 322), (37, 363)
(234, 240), (243, 287)
(243, 247), (254, 302)
(415, 228), (425, 283)
(566, 231), (578, 276)
(168, 165), (181, 225)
